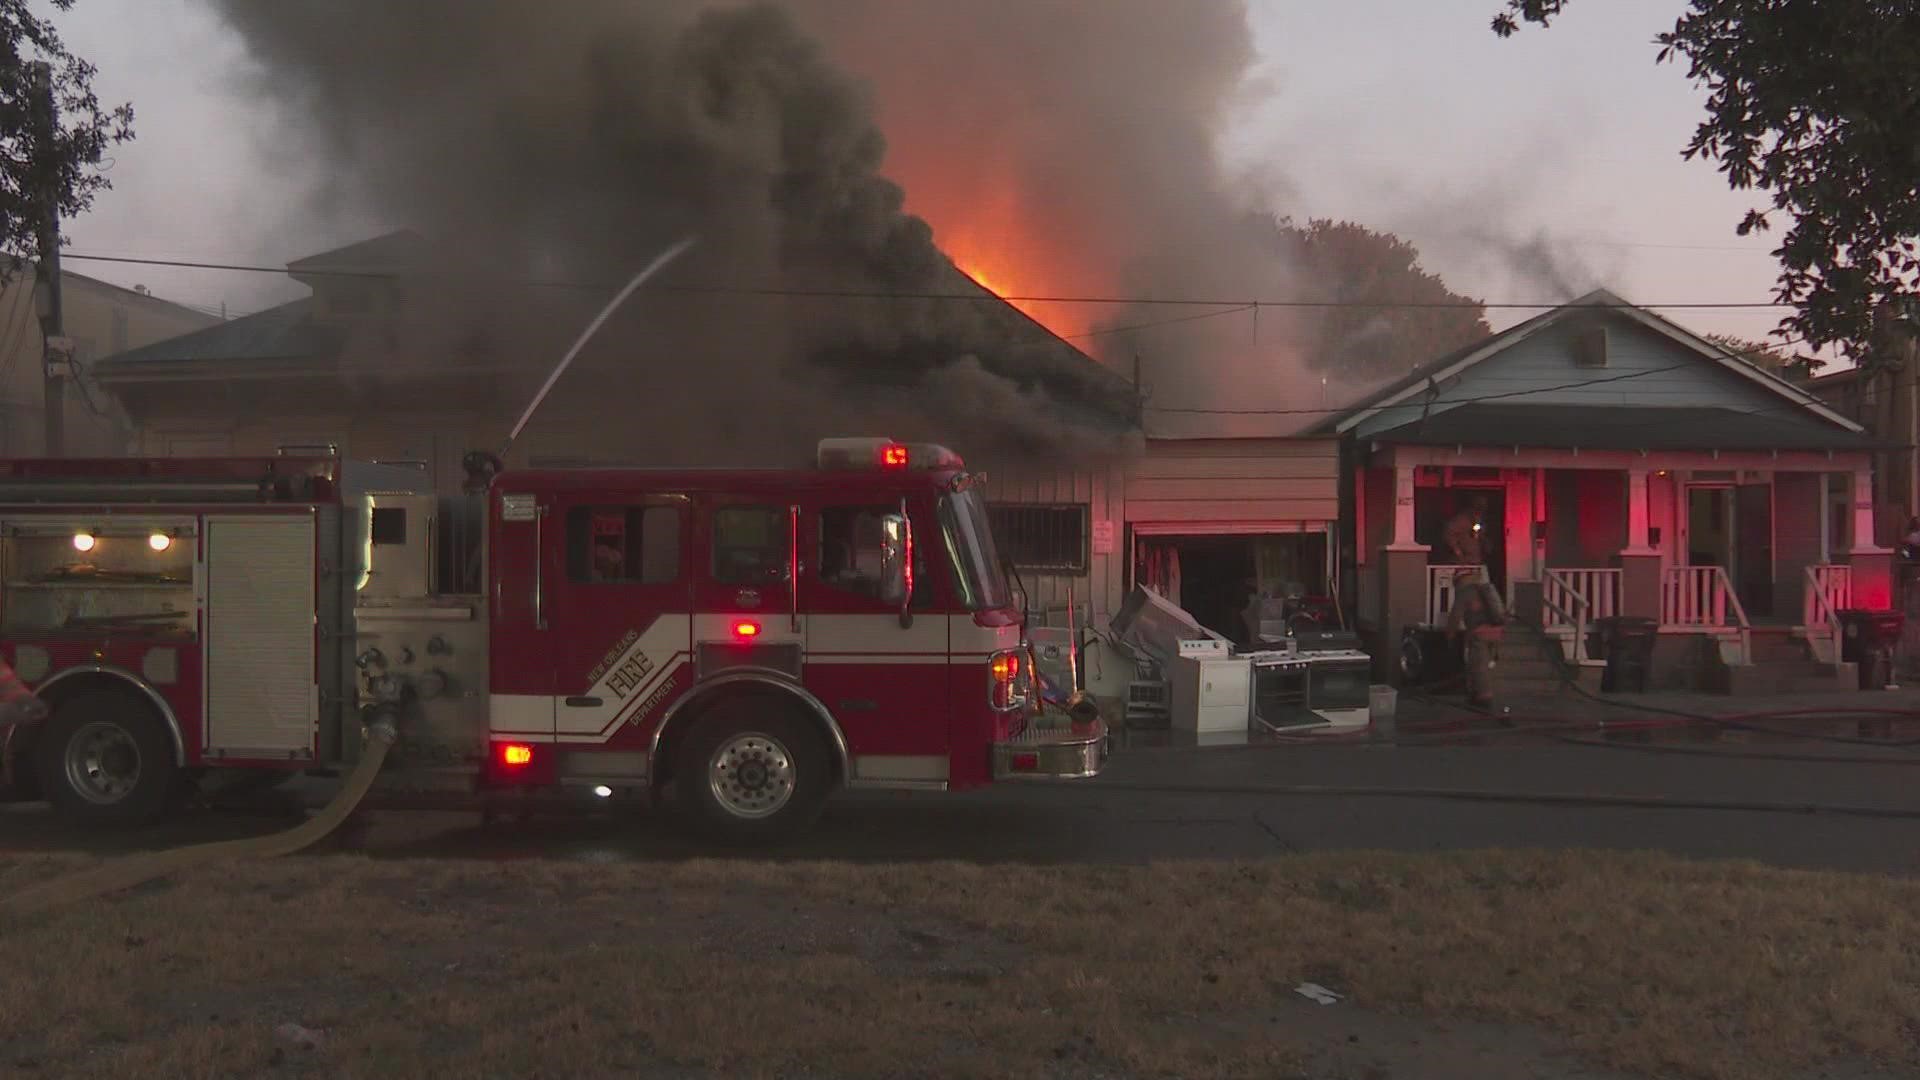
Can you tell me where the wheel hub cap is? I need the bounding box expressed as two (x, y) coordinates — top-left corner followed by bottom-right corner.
(64, 721), (142, 805)
(707, 732), (795, 820)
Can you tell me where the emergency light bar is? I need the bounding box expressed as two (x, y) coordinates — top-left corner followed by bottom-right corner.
(815, 438), (964, 472)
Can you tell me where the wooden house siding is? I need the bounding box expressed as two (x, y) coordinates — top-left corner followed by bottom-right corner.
(1351, 318), (1791, 441)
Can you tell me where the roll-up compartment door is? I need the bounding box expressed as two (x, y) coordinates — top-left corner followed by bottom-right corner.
(204, 515), (317, 757)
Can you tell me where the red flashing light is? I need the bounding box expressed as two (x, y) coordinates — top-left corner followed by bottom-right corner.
(498, 742), (535, 769)
(732, 620), (763, 640)
(1011, 752), (1040, 772)
(880, 444), (909, 468)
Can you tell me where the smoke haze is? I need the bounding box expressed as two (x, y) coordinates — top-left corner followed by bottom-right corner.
(203, 0), (1489, 460)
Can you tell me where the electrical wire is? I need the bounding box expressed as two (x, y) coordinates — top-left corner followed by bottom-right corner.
(53, 250), (1796, 311)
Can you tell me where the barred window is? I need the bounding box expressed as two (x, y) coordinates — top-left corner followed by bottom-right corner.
(987, 503), (1089, 573)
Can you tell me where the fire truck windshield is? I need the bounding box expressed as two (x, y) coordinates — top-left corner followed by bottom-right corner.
(940, 485), (1012, 611)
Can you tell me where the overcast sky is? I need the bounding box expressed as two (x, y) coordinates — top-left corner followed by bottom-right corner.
(53, 0), (1807, 353)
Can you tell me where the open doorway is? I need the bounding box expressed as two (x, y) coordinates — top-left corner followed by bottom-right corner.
(1414, 486), (1507, 591)
(1686, 484), (1774, 619)
(1132, 531), (1331, 646)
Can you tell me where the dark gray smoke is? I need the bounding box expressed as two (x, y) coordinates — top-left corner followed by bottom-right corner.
(203, 0), (1149, 466)
(206, 1), (1462, 455)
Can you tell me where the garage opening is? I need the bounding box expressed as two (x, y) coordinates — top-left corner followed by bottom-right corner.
(1131, 530), (1330, 646)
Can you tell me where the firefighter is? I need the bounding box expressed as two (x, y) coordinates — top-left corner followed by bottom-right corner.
(1447, 567), (1506, 711)
(1442, 496), (1487, 565)
(0, 655), (47, 728)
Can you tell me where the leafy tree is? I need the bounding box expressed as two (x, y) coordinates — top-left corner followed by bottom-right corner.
(1702, 331), (1816, 384)
(1491, 1), (1920, 366)
(1287, 218), (1493, 380)
(0, 0), (133, 278)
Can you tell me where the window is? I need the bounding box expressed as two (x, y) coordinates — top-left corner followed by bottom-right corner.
(817, 505), (934, 607)
(987, 503), (1089, 573)
(566, 505), (680, 584)
(711, 505), (789, 585)
(370, 507), (407, 546)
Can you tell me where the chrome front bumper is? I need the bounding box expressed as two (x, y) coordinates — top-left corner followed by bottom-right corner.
(990, 718), (1109, 780)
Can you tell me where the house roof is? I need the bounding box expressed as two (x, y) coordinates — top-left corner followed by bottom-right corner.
(286, 230), (425, 276)
(94, 298), (343, 374)
(92, 236), (1141, 431)
(1365, 402), (1876, 453)
(1313, 288), (1861, 437)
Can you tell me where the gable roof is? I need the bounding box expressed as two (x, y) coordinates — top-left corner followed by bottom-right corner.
(1365, 402), (1873, 452)
(93, 298), (343, 374)
(1315, 288), (1861, 436)
(286, 230), (425, 276)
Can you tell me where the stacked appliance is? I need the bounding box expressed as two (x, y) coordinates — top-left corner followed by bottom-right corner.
(1110, 587), (1370, 738)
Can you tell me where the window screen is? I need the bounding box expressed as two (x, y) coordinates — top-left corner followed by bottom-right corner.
(987, 504), (1089, 573)
(566, 505), (681, 584)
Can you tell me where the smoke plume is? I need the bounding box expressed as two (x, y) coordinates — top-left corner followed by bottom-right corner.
(205, 1), (1473, 459)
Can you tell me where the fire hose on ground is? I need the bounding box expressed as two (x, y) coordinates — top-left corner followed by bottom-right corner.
(0, 719), (396, 920)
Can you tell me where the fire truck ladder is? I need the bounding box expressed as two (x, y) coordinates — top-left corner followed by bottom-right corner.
(0, 720), (396, 919)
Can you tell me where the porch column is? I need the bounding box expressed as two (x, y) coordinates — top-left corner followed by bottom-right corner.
(1380, 462), (1428, 683)
(1619, 467), (1663, 623)
(1391, 462), (1416, 547)
(1626, 467), (1651, 551)
(1849, 465), (1897, 609)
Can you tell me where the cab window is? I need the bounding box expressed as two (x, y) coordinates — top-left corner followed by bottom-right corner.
(566, 505), (680, 584)
(711, 505), (789, 585)
(818, 504), (934, 607)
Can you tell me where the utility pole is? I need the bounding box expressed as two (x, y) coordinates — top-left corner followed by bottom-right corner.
(27, 61), (66, 457)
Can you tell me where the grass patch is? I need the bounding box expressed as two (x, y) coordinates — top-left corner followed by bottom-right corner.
(1, 849), (1916, 1078)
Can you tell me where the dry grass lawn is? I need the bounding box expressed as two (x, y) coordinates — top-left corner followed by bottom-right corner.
(1, 849), (1916, 1079)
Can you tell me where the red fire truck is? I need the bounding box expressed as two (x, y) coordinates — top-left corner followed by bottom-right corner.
(0, 438), (1106, 842)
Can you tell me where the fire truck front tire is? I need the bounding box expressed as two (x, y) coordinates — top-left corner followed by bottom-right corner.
(674, 701), (830, 844)
(34, 689), (180, 828)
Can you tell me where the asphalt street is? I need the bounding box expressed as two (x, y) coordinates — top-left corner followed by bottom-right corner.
(6, 735), (1920, 872)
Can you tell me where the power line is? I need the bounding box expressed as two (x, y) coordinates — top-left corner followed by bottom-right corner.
(53, 250), (1797, 311)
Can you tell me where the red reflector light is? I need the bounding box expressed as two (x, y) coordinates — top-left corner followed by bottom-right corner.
(880, 444), (909, 468)
(1011, 752), (1040, 772)
(499, 743), (534, 768)
(733, 620), (762, 639)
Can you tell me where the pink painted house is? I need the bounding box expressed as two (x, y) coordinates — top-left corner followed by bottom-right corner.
(1319, 290), (1890, 690)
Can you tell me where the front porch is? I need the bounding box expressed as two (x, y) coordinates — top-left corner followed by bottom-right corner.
(1365, 444), (1892, 688)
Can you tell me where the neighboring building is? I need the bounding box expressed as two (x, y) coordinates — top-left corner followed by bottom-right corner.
(1316, 289), (1888, 689)
(991, 436), (1341, 643)
(0, 268), (217, 455)
(93, 230), (1143, 485)
(1806, 310), (1920, 547)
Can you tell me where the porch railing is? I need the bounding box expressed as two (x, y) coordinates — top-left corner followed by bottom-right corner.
(1663, 564), (1751, 663)
(1542, 568), (1621, 663)
(1426, 564), (1487, 625)
(1802, 563), (1852, 665)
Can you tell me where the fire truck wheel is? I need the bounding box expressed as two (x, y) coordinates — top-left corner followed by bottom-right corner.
(34, 689), (179, 828)
(675, 701), (829, 844)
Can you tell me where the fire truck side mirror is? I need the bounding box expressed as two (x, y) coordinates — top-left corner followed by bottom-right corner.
(879, 512), (912, 625)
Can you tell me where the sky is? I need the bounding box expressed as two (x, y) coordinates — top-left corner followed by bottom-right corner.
(50, 0), (1810, 355)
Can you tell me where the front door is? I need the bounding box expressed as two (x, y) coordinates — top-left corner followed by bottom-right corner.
(546, 493), (694, 745)
(1735, 482), (1775, 618)
(801, 495), (950, 786)
(1686, 487), (1734, 570)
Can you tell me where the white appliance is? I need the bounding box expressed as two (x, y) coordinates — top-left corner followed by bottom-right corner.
(1169, 638), (1252, 734)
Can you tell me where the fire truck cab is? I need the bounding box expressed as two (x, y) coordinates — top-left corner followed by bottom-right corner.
(0, 439), (1106, 842)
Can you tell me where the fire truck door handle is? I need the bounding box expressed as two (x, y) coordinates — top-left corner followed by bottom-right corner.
(534, 504), (548, 630)
(565, 696), (602, 708)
